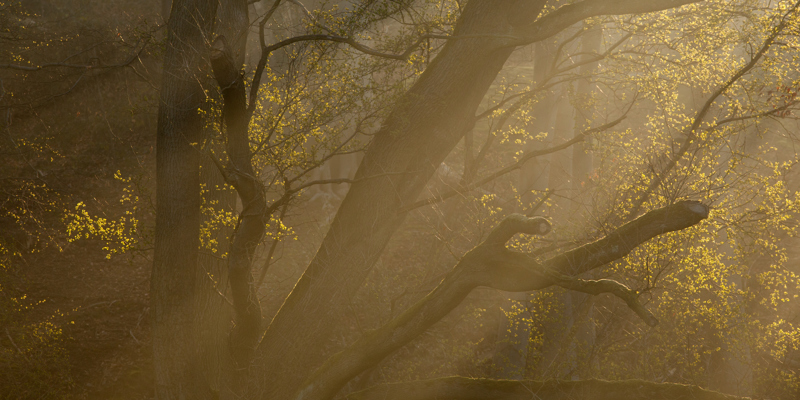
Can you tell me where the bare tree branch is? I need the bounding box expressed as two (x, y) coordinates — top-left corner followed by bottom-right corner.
(293, 201), (709, 400)
(628, 0), (800, 216)
(399, 116), (626, 214)
(256, 195), (290, 287)
(513, 0), (702, 45)
(544, 273), (658, 327)
(248, 0), (284, 116)
(0, 42), (148, 71)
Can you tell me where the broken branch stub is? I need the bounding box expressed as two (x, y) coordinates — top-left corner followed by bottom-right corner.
(483, 214), (551, 247)
(479, 200), (709, 326)
(546, 200), (709, 276)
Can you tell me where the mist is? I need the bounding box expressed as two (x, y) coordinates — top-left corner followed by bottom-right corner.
(2, 0), (800, 399)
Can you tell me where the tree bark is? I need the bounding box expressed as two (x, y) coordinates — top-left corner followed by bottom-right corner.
(217, 0), (250, 66)
(162, 0), (172, 21)
(151, 0), (217, 398)
(193, 1), (251, 396)
(210, 35), (264, 367)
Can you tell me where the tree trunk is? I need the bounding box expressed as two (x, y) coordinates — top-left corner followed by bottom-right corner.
(151, 0), (217, 398)
(570, 23), (602, 207)
(251, 1), (703, 398)
(209, 26), (264, 368)
(563, 23), (603, 379)
(518, 41), (557, 208)
(547, 84), (575, 212)
(193, 0), (250, 394)
(253, 1), (548, 397)
(538, 83), (575, 380)
(494, 40), (558, 380)
(162, 0), (172, 21)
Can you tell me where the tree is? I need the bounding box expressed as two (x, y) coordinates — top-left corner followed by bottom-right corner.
(151, 0), (217, 397)
(0, 1), (162, 397)
(148, 0), (800, 399)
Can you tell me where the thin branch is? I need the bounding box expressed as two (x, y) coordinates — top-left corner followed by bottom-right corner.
(512, 0), (702, 45)
(290, 178), (355, 193)
(5, 328), (30, 363)
(544, 272), (658, 326)
(473, 32), (631, 123)
(256, 195), (290, 287)
(247, 31), (518, 117)
(204, 148), (235, 185)
(258, 34), (425, 61)
(709, 102), (795, 128)
(0, 43), (147, 71)
(526, 189), (553, 217)
(629, 0), (800, 215)
(248, 0), (284, 116)
(285, 0), (335, 33)
(399, 116), (626, 214)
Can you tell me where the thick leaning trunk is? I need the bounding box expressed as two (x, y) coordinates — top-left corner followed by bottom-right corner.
(151, 0), (217, 398)
(253, 1), (545, 398)
(251, 1), (702, 398)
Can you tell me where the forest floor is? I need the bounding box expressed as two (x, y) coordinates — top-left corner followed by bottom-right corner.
(21, 236), (154, 399)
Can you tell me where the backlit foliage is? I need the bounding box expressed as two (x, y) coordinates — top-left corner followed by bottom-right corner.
(7, 0), (800, 397)
(65, 171), (150, 259)
(461, 1), (800, 396)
